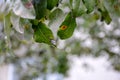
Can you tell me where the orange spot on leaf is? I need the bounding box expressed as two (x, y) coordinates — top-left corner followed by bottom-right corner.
(60, 25), (67, 30)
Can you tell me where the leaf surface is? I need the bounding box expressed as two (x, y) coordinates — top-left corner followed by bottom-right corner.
(57, 12), (76, 39)
(33, 22), (55, 45)
(47, 0), (59, 10)
(32, 0), (49, 19)
(82, 0), (96, 13)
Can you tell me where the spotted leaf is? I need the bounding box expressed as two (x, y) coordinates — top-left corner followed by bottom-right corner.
(57, 12), (76, 39)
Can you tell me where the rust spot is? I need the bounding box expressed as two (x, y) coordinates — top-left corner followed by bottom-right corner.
(60, 25), (67, 30)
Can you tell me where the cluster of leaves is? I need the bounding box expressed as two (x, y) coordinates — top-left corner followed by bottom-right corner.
(0, 0), (120, 79)
(0, 0), (113, 46)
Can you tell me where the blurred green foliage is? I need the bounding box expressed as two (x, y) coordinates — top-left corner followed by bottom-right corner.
(0, 0), (120, 79)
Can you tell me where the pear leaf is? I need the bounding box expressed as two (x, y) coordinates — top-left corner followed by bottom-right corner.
(32, 0), (49, 19)
(82, 0), (96, 13)
(69, 0), (86, 17)
(49, 8), (64, 27)
(99, 8), (112, 24)
(4, 13), (11, 40)
(74, 0), (87, 17)
(47, 0), (59, 10)
(97, 0), (112, 24)
(33, 22), (55, 45)
(3, 12), (12, 52)
(57, 12), (76, 39)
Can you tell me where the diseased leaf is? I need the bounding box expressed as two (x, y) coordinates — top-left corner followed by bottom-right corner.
(49, 8), (64, 26)
(48, 8), (66, 38)
(82, 0), (96, 13)
(47, 0), (59, 10)
(33, 22), (55, 45)
(57, 12), (76, 39)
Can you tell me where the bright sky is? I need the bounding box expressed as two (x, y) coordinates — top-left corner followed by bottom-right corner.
(38, 55), (120, 80)
(64, 55), (120, 80)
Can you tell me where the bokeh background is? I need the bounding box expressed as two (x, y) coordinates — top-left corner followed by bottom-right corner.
(0, 0), (120, 80)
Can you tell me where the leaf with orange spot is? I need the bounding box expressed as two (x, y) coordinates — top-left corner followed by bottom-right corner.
(57, 12), (76, 39)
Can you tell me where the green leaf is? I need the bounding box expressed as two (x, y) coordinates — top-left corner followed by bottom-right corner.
(97, 0), (105, 11)
(4, 13), (14, 56)
(99, 8), (112, 24)
(0, 13), (4, 21)
(69, 0), (86, 17)
(82, 0), (96, 13)
(69, 0), (81, 11)
(71, 0), (80, 16)
(32, 0), (48, 19)
(73, 0), (87, 17)
(48, 8), (66, 38)
(33, 22), (55, 45)
(72, 0), (80, 11)
(97, 0), (112, 24)
(48, 8), (64, 26)
(4, 13), (11, 39)
(47, 0), (59, 10)
(57, 12), (76, 39)
(69, 0), (73, 9)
